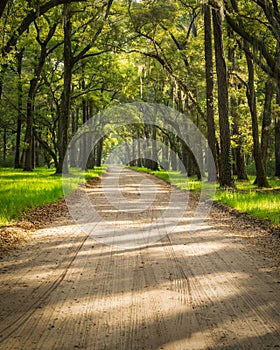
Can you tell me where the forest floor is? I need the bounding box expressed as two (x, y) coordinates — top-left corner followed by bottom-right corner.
(0, 166), (279, 350)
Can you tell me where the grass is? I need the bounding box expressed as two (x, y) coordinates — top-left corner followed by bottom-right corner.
(216, 190), (280, 225)
(215, 176), (280, 225)
(0, 166), (106, 226)
(128, 166), (280, 226)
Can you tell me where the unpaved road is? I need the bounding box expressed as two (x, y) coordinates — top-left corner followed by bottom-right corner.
(0, 167), (279, 350)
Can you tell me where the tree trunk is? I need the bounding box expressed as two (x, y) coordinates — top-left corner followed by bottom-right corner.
(15, 116), (22, 168)
(170, 134), (178, 171)
(204, 4), (218, 182)
(23, 78), (36, 171)
(23, 23), (55, 171)
(245, 53), (269, 187)
(56, 3), (72, 174)
(0, 0), (8, 19)
(151, 124), (159, 170)
(3, 127), (7, 161)
(95, 137), (103, 167)
(162, 134), (169, 169)
(35, 139), (40, 167)
(228, 29), (248, 181)
(132, 137), (136, 163)
(261, 77), (274, 174)
(212, 8), (234, 187)
(80, 70), (88, 170)
(15, 49), (24, 168)
(137, 130), (142, 167)
(181, 140), (188, 174)
(233, 146), (248, 180)
(275, 83), (280, 177)
(143, 125), (152, 169)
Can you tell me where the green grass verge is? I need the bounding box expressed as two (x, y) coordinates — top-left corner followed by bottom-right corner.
(128, 166), (280, 226)
(0, 166), (106, 226)
(216, 190), (280, 225)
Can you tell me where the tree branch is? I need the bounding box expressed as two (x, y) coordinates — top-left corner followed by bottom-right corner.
(3, 0), (86, 57)
(0, 0), (8, 19)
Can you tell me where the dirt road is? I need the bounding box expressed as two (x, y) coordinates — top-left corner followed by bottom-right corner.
(0, 167), (279, 349)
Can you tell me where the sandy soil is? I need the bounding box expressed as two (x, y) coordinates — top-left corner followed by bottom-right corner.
(0, 166), (279, 350)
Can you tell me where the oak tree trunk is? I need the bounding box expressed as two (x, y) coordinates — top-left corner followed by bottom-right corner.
(275, 83), (280, 177)
(23, 78), (36, 171)
(212, 8), (234, 187)
(3, 127), (7, 161)
(245, 53), (269, 187)
(228, 29), (248, 181)
(56, 3), (72, 174)
(261, 77), (274, 174)
(15, 49), (24, 169)
(204, 4), (218, 182)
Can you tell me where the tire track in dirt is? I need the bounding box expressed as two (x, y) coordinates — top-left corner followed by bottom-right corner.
(0, 227), (89, 346)
(165, 226), (280, 349)
(0, 166), (279, 350)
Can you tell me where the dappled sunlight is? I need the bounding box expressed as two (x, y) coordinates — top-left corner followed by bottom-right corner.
(157, 333), (210, 350)
(1, 167), (279, 349)
(167, 242), (226, 256)
(35, 224), (80, 237)
(189, 271), (250, 300)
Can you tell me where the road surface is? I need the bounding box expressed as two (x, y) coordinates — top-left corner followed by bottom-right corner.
(0, 167), (279, 349)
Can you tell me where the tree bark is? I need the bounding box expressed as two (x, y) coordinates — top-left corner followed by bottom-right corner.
(80, 67), (88, 170)
(23, 78), (36, 171)
(56, 3), (72, 174)
(0, 0), (8, 19)
(228, 28), (248, 180)
(275, 83), (280, 177)
(3, 127), (7, 161)
(169, 134), (178, 171)
(151, 124), (159, 171)
(181, 139), (188, 174)
(162, 134), (169, 169)
(137, 129), (142, 167)
(15, 49), (24, 169)
(261, 77), (274, 174)
(212, 8), (234, 187)
(245, 53), (269, 187)
(95, 137), (104, 167)
(204, 4), (218, 182)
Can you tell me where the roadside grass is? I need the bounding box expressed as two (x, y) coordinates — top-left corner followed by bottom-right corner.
(128, 166), (280, 226)
(216, 190), (280, 225)
(0, 166), (105, 226)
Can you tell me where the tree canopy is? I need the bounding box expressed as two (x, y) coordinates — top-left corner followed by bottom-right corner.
(0, 0), (279, 186)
